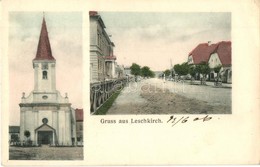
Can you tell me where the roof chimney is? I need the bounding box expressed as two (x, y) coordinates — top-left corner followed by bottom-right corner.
(208, 41), (211, 46)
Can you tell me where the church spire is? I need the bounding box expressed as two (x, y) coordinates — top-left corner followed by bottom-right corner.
(34, 16), (55, 61)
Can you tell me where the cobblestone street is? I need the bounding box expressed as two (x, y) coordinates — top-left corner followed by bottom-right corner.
(107, 78), (231, 114)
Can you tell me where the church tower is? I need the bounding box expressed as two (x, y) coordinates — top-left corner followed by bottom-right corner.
(33, 17), (56, 93)
(19, 16), (76, 146)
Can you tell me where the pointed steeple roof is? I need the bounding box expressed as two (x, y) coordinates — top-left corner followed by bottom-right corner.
(34, 16), (55, 61)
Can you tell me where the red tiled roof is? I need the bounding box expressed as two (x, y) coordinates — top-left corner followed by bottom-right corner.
(189, 41), (231, 66)
(34, 17), (55, 61)
(75, 109), (83, 121)
(189, 43), (219, 64)
(216, 41), (231, 66)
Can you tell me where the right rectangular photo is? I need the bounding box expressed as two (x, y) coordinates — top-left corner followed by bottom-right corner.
(89, 11), (231, 115)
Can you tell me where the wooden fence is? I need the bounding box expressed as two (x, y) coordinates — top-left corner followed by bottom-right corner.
(90, 78), (128, 114)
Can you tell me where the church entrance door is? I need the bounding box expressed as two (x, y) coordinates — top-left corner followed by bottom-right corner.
(38, 131), (53, 145)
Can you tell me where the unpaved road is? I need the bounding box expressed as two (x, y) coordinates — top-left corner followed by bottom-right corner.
(107, 78), (231, 114)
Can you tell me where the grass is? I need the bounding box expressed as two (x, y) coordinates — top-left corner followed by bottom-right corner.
(95, 89), (122, 115)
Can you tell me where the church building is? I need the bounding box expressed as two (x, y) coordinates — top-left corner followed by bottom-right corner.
(19, 17), (77, 146)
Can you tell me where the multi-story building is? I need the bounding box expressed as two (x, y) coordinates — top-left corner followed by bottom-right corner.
(90, 11), (116, 82)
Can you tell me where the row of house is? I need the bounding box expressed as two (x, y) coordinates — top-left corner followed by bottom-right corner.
(90, 11), (125, 82)
(187, 41), (232, 83)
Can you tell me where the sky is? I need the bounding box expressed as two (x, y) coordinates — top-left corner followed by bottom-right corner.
(99, 12), (231, 71)
(9, 12), (82, 125)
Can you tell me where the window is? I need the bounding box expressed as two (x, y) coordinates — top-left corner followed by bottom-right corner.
(42, 95), (48, 99)
(42, 71), (48, 79)
(42, 118), (48, 124)
(97, 33), (100, 46)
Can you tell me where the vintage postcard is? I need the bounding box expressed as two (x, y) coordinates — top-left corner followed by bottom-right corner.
(1, 0), (259, 166)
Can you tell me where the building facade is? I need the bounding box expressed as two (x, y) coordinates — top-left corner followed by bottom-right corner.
(90, 11), (117, 82)
(207, 41), (232, 83)
(19, 17), (76, 146)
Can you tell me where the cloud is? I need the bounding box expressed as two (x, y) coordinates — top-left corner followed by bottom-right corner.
(103, 13), (231, 69)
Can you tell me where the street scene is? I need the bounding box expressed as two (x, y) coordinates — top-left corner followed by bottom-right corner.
(90, 11), (231, 115)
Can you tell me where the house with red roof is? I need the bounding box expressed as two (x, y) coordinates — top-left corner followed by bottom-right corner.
(188, 41), (220, 65)
(208, 41), (232, 83)
(188, 41), (232, 83)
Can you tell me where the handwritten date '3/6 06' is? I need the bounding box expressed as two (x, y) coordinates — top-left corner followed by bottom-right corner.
(167, 115), (212, 127)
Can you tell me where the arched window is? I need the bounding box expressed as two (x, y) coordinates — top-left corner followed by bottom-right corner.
(42, 71), (48, 79)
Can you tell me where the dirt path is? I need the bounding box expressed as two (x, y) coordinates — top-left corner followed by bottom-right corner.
(106, 82), (147, 114)
(107, 79), (231, 114)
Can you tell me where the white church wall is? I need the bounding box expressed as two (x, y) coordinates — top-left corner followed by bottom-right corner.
(34, 62), (56, 92)
(52, 110), (58, 135)
(19, 111), (25, 141)
(32, 93), (55, 103)
(65, 110), (72, 145)
(58, 110), (65, 144)
(50, 64), (56, 91)
(25, 110), (35, 140)
(38, 110), (53, 127)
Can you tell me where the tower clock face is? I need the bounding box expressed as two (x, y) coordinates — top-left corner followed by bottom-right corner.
(42, 118), (48, 124)
(42, 63), (48, 70)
